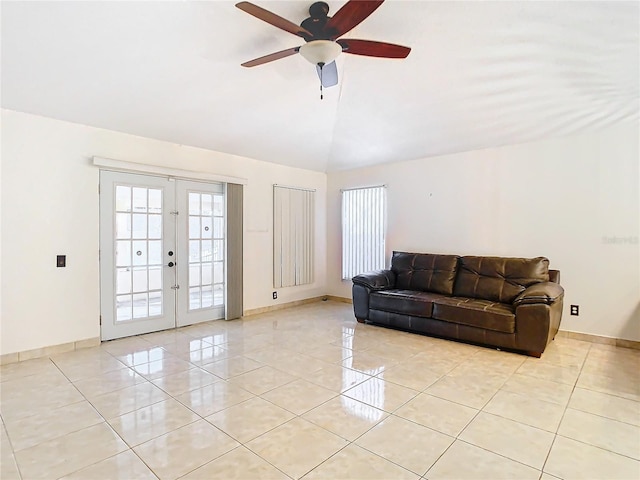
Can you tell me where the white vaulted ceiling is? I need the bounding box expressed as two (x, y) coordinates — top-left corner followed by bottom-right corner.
(1, 1), (638, 172)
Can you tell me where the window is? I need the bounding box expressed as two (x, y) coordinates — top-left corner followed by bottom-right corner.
(342, 185), (386, 279)
(273, 185), (315, 287)
(187, 190), (225, 311)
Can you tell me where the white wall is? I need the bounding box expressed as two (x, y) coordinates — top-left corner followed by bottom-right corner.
(2, 110), (638, 354)
(0, 109), (327, 355)
(328, 122), (640, 342)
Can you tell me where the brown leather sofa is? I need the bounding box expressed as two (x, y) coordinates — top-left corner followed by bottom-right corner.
(352, 252), (564, 357)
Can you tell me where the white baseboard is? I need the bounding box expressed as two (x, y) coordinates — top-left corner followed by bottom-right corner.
(556, 330), (639, 350)
(243, 296), (327, 316)
(0, 337), (101, 366)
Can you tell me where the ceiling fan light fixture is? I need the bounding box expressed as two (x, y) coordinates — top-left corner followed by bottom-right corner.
(299, 40), (342, 66)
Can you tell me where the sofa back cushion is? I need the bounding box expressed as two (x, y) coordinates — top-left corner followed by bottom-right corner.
(391, 252), (459, 295)
(453, 256), (550, 304)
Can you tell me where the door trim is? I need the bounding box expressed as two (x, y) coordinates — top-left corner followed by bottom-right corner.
(93, 156), (248, 185)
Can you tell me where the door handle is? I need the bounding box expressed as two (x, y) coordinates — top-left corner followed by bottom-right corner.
(167, 262), (175, 267)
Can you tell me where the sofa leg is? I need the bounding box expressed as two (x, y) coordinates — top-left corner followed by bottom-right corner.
(526, 351), (542, 358)
(356, 318), (366, 324)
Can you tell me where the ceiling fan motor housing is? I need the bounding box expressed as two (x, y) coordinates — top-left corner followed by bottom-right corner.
(309, 2), (329, 18)
(300, 1), (334, 40)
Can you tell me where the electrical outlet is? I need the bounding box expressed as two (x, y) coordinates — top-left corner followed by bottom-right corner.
(570, 305), (579, 316)
(273, 291), (277, 300)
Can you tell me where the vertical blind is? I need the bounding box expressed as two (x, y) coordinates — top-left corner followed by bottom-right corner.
(225, 183), (243, 320)
(342, 185), (386, 279)
(273, 186), (315, 288)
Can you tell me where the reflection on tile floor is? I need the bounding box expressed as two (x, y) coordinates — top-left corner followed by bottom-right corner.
(1, 301), (639, 479)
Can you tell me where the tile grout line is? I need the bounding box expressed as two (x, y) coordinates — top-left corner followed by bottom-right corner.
(44, 356), (155, 479)
(1, 417), (24, 480)
(173, 444), (292, 480)
(552, 433), (640, 462)
(562, 403), (640, 428)
(58, 356), (138, 469)
(539, 340), (592, 476)
(454, 438), (544, 473)
(115, 343), (251, 480)
(422, 352), (554, 477)
(61, 344), (234, 478)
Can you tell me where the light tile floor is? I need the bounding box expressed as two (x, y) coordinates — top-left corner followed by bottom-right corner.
(1, 302), (639, 479)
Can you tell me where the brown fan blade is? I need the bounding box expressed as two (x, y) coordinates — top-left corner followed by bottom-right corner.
(324, 1), (385, 39)
(338, 39), (411, 58)
(236, 2), (313, 39)
(241, 47), (300, 67)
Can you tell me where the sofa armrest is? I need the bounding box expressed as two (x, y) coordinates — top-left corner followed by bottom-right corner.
(513, 282), (564, 306)
(352, 270), (396, 290)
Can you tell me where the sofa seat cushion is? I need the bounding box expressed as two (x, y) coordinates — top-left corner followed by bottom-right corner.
(432, 296), (516, 334)
(370, 290), (446, 319)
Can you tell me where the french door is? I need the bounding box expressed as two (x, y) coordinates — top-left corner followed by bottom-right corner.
(100, 171), (225, 341)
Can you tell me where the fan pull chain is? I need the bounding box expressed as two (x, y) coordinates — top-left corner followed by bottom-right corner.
(319, 62), (324, 100)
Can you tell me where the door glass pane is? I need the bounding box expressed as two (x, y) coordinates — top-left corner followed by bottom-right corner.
(116, 186), (132, 212)
(148, 215), (162, 239)
(132, 214), (147, 239)
(148, 190), (162, 213)
(149, 291), (162, 316)
(189, 287), (201, 310)
(213, 195), (224, 216)
(189, 240), (200, 262)
(116, 294), (133, 321)
(213, 240), (224, 261)
(132, 267), (148, 292)
(201, 194), (212, 216)
(201, 240), (212, 262)
(213, 217), (224, 239)
(189, 264), (201, 287)
(116, 241), (131, 267)
(116, 213), (131, 239)
(201, 285), (213, 308)
(132, 240), (147, 266)
(213, 262), (223, 284)
(116, 268), (131, 294)
(189, 217), (200, 238)
(201, 217), (212, 239)
(201, 263), (212, 285)
(189, 193), (201, 215)
(132, 293), (148, 318)
(133, 188), (147, 212)
(213, 284), (224, 306)
(149, 266), (162, 290)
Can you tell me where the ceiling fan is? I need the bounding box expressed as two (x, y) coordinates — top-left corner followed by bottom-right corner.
(236, 0), (411, 95)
